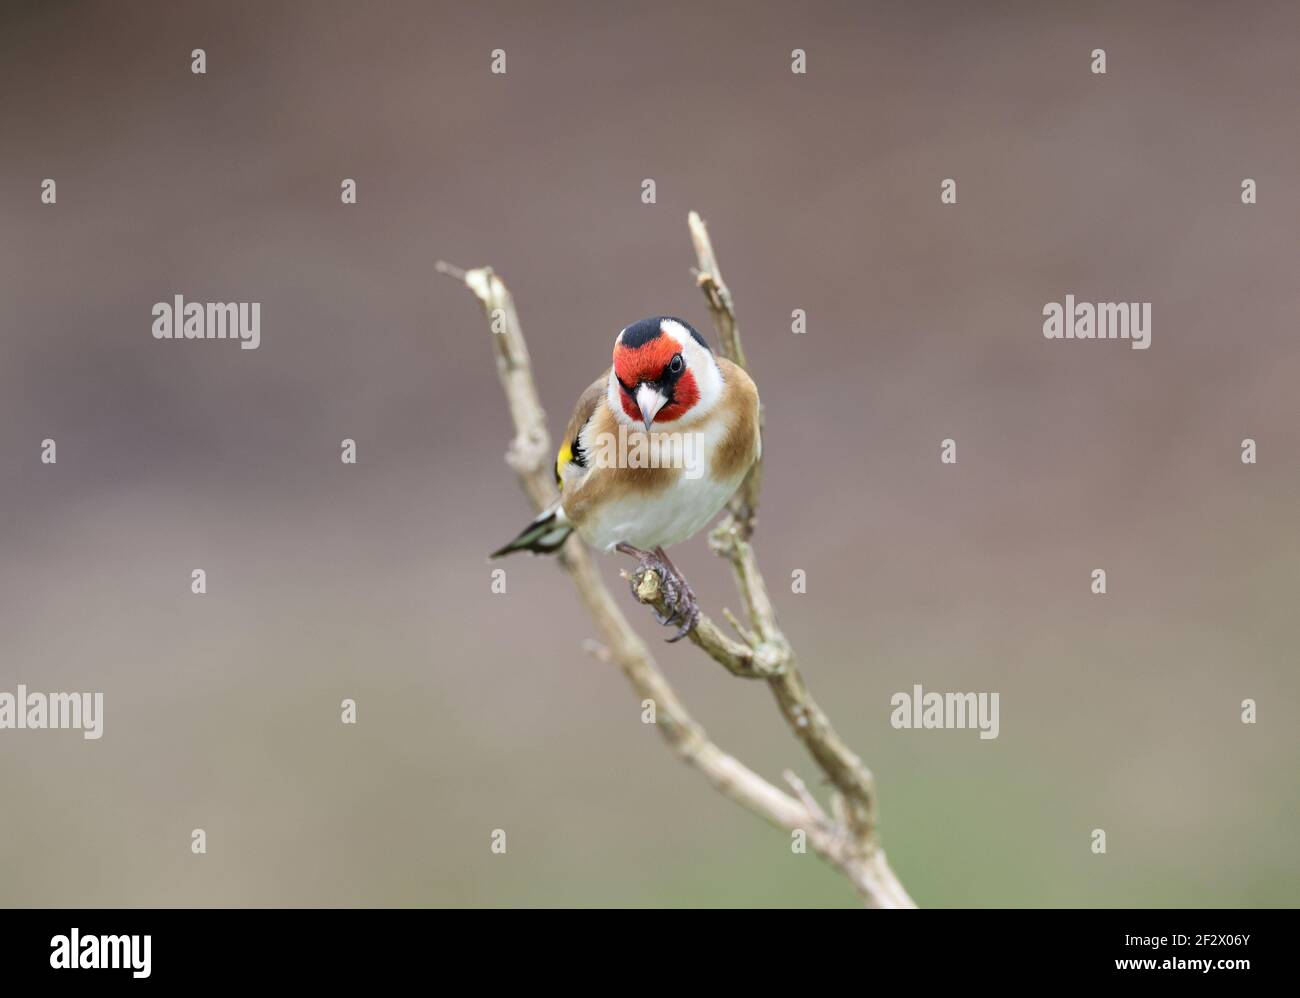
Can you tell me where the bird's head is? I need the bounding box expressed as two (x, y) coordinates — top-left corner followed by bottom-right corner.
(608, 317), (722, 430)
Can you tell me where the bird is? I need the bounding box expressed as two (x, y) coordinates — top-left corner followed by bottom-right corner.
(491, 316), (761, 640)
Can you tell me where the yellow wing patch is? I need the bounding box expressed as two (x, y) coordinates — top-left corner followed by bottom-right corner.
(555, 441), (573, 485)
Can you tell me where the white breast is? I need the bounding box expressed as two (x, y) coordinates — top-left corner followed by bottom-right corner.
(579, 418), (748, 551)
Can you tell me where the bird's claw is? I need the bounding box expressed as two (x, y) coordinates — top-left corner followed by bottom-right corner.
(619, 544), (700, 641)
(662, 585), (700, 642)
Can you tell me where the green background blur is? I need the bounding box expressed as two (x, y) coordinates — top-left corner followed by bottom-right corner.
(1, 0), (1296, 906)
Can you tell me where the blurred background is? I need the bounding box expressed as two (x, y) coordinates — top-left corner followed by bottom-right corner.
(1, 0), (1296, 907)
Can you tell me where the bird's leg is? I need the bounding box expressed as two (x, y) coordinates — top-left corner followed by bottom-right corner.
(653, 546), (700, 641)
(615, 542), (699, 641)
(615, 542), (680, 618)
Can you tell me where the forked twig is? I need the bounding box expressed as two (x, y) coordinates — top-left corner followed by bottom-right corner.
(437, 213), (914, 907)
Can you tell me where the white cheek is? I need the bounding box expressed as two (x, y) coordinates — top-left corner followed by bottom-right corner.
(684, 348), (723, 415)
(607, 374), (634, 425)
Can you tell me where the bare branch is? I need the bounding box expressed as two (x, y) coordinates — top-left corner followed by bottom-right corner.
(442, 217), (915, 907)
(684, 212), (911, 897)
(624, 564), (779, 679)
(687, 211), (745, 370)
(783, 769), (829, 826)
(440, 265), (811, 830)
(721, 607), (761, 649)
(688, 211), (761, 530)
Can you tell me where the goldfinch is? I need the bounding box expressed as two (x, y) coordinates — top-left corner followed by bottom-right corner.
(491, 316), (761, 639)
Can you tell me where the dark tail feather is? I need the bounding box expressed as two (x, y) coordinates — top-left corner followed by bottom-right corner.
(490, 507), (573, 558)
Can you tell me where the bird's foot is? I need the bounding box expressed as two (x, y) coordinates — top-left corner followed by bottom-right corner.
(616, 543), (701, 642)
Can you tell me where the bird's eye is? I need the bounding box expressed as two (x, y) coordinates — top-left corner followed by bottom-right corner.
(668, 353), (684, 375)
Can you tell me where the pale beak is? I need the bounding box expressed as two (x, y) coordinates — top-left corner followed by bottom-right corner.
(635, 383), (668, 431)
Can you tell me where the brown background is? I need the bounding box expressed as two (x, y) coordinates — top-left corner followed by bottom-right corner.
(0, 0), (1295, 906)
